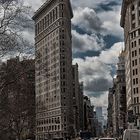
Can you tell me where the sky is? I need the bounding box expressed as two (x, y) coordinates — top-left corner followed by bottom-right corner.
(23, 0), (124, 108)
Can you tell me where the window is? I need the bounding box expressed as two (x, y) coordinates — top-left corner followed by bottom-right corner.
(137, 106), (139, 114)
(134, 97), (136, 104)
(136, 87), (139, 94)
(131, 5), (135, 11)
(135, 50), (137, 56)
(134, 88), (136, 94)
(131, 33), (133, 39)
(136, 69), (138, 75)
(132, 60), (134, 66)
(134, 107), (137, 114)
(132, 14), (135, 20)
(132, 23), (136, 29)
(132, 51), (134, 57)
(136, 78), (138, 84)
(138, 29), (140, 35)
(133, 79), (135, 85)
(134, 41), (137, 47)
(137, 97), (139, 103)
(132, 42), (134, 48)
(135, 59), (137, 65)
(139, 39), (140, 45)
(134, 31), (136, 37)
(139, 2), (140, 7)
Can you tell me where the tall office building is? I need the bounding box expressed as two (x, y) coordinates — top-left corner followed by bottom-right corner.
(108, 51), (126, 137)
(33, 0), (74, 139)
(72, 64), (80, 134)
(117, 51), (127, 132)
(121, 0), (140, 128)
(107, 88), (114, 136)
(96, 106), (104, 124)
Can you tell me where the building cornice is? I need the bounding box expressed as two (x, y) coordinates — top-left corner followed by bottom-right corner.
(32, 0), (73, 20)
(120, 0), (133, 27)
(32, 0), (52, 20)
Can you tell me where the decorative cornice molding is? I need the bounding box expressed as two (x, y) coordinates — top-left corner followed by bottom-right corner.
(120, 0), (134, 27)
(32, 0), (73, 20)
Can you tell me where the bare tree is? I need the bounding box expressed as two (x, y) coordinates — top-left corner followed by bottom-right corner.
(0, 0), (34, 58)
(0, 1), (36, 139)
(0, 57), (35, 140)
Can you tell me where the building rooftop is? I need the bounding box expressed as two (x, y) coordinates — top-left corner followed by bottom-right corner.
(120, 0), (131, 27)
(32, 0), (73, 20)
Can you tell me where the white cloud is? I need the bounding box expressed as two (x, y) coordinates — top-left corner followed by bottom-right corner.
(99, 42), (124, 64)
(70, 0), (120, 9)
(21, 0), (124, 107)
(90, 92), (108, 107)
(98, 6), (123, 38)
(72, 7), (102, 33)
(72, 30), (104, 53)
(22, 30), (34, 44)
(72, 6), (123, 39)
(23, 0), (43, 11)
(73, 42), (123, 105)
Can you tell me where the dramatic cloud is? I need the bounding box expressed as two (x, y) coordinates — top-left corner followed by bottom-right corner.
(23, 0), (43, 11)
(72, 6), (123, 39)
(72, 7), (103, 33)
(90, 92), (108, 107)
(99, 42), (124, 64)
(73, 42), (123, 106)
(72, 30), (104, 53)
(71, 0), (121, 9)
(21, 0), (124, 108)
(97, 5), (123, 38)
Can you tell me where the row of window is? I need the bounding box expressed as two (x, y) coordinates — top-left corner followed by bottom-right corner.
(134, 106), (140, 115)
(133, 78), (138, 85)
(36, 77), (68, 94)
(37, 102), (61, 112)
(37, 81), (60, 94)
(37, 125), (61, 132)
(35, 4), (65, 35)
(132, 50), (137, 57)
(36, 109), (61, 119)
(134, 97), (139, 104)
(132, 68), (138, 76)
(132, 59), (137, 66)
(36, 28), (63, 48)
(37, 117), (60, 125)
(133, 87), (139, 94)
(131, 2), (140, 29)
(131, 39), (140, 48)
(36, 90), (60, 101)
(37, 96), (60, 105)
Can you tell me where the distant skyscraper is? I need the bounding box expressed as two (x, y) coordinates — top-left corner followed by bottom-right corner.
(117, 51), (127, 132)
(107, 88), (113, 136)
(108, 51), (127, 137)
(72, 64), (80, 133)
(121, 0), (140, 129)
(33, 0), (74, 139)
(96, 106), (103, 123)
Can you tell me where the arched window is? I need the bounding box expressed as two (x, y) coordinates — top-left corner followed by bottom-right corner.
(131, 5), (135, 11)
(138, 1), (140, 7)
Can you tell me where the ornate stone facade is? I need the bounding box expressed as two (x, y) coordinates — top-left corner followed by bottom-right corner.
(33, 0), (74, 139)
